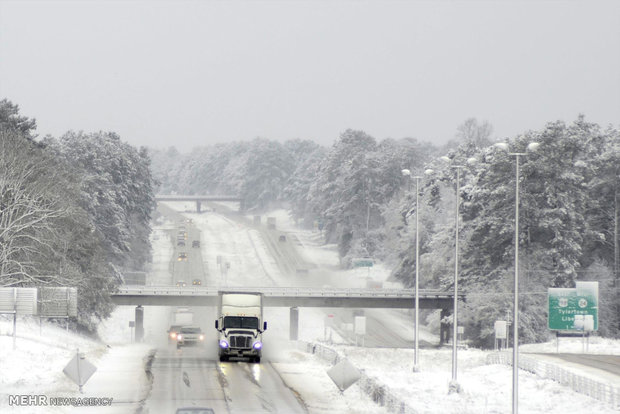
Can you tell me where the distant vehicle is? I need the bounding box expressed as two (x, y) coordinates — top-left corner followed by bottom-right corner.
(167, 324), (183, 342)
(267, 217), (276, 229)
(192, 278), (202, 286)
(215, 292), (267, 363)
(192, 240), (200, 248)
(173, 308), (193, 325)
(175, 280), (186, 287)
(175, 408), (214, 414)
(177, 240), (185, 247)
(177, 252), (187, 261)
(278, 235), (286, 242)
(176, 326), (205, 349)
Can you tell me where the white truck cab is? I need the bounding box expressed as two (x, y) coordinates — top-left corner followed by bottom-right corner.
(215, 292), (267, 363)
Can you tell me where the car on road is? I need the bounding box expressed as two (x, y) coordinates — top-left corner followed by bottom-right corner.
(192, 278), (202, 286)
(278, 235), (286, 242)
(177, 252), (187, 261)
(176, 326), (205, 349)
(177, 240), (185, 247)
(167, 324), (183, 342)
(192, 240), (200, 248)
(175, 280), (187, 287)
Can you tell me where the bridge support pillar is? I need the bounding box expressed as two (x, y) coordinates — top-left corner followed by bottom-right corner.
(196, 200), (201, 213)
(135, 305), (144, 342)
(289, 307), (299, 340)
(440, 308), (450, 345)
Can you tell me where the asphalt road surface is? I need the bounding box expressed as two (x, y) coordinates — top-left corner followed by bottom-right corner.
(529, 353), (620, 377)
(143, 347), (306, 414)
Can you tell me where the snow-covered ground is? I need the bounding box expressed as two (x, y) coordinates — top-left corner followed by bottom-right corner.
(2, 203), (619, 414)
(0, 226), (174, 413)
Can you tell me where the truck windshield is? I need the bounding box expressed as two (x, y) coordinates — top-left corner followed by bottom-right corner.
(223, 316), (259, 329)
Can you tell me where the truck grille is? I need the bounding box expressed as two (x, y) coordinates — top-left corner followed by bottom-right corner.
(229, 335), (252, 349)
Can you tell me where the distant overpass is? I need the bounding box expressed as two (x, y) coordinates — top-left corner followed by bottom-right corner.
(155, 194), (243, 212)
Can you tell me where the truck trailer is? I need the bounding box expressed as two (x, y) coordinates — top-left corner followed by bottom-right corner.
(168, 308), (194, 342)
(215, 292), (267, 363)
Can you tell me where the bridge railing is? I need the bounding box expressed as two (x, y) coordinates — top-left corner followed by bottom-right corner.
(114, 285), (459, 299)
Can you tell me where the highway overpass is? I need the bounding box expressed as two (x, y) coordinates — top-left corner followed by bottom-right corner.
(155, 194), (243, 212)
(112, 286), (463, 343)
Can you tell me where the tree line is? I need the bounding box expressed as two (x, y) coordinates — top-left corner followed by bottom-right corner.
(150, 116), (619, 345)
(0, 99), (156, 332)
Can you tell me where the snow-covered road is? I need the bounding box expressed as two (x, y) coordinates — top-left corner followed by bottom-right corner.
(143, 202), (389, 413)
(140, 204), (309, 413)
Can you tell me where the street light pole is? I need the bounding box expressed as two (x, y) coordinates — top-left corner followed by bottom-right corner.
(402, 169), (421, 371)
(512, 153), (521, 414)
(439, 156), (475, 391)
(452, 165), (462, 385)
(414, 175), (421, 371)
(494, 141), (539, 414)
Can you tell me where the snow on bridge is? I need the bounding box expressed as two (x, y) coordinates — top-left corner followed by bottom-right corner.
(112, 286), (463, 310)
(155, 194), (243, 211)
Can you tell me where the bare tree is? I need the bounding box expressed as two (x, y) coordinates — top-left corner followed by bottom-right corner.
(0, 130), (69, 286)
(456, 118), (493, 148)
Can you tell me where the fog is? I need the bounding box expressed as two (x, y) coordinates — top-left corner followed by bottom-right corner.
(1, 0), (618, 150)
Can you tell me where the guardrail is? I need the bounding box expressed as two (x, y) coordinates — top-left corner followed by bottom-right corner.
(295, 341), (418, 414)
(487, 352), (620, 409)
(115, 286), (459, 299)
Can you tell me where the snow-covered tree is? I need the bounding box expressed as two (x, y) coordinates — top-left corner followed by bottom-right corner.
(48, 131), (156, 269)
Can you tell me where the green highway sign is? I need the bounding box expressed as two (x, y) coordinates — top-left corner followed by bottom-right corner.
(548, 281), (598, 331)
(352, 258), (374, 268)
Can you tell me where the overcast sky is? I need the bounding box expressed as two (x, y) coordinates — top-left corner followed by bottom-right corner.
(1, 0), (619, 151)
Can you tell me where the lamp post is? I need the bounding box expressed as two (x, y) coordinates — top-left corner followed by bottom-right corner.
(494, 142), (540, 414)
(401, 169), (421, 372)
(439, 156), (476, 391)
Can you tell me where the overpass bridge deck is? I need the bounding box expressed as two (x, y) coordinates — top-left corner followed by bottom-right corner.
(112, 286), (463, 309)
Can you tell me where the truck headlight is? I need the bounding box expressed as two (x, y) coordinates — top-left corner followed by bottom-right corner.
(199, 334), (205, 341)
(219, 340), (229, 349)
(252, 341), (262, 350)
(177, 334), (183, 340)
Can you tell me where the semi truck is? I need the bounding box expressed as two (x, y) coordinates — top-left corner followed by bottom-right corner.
(168, 308), (194, 342)
(173, 308), (194, 325)
(215, 292), (267, 363)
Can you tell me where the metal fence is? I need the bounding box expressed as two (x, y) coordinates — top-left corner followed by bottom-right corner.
(296, 341), (418, 414)
(487, 352), (620, 409)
